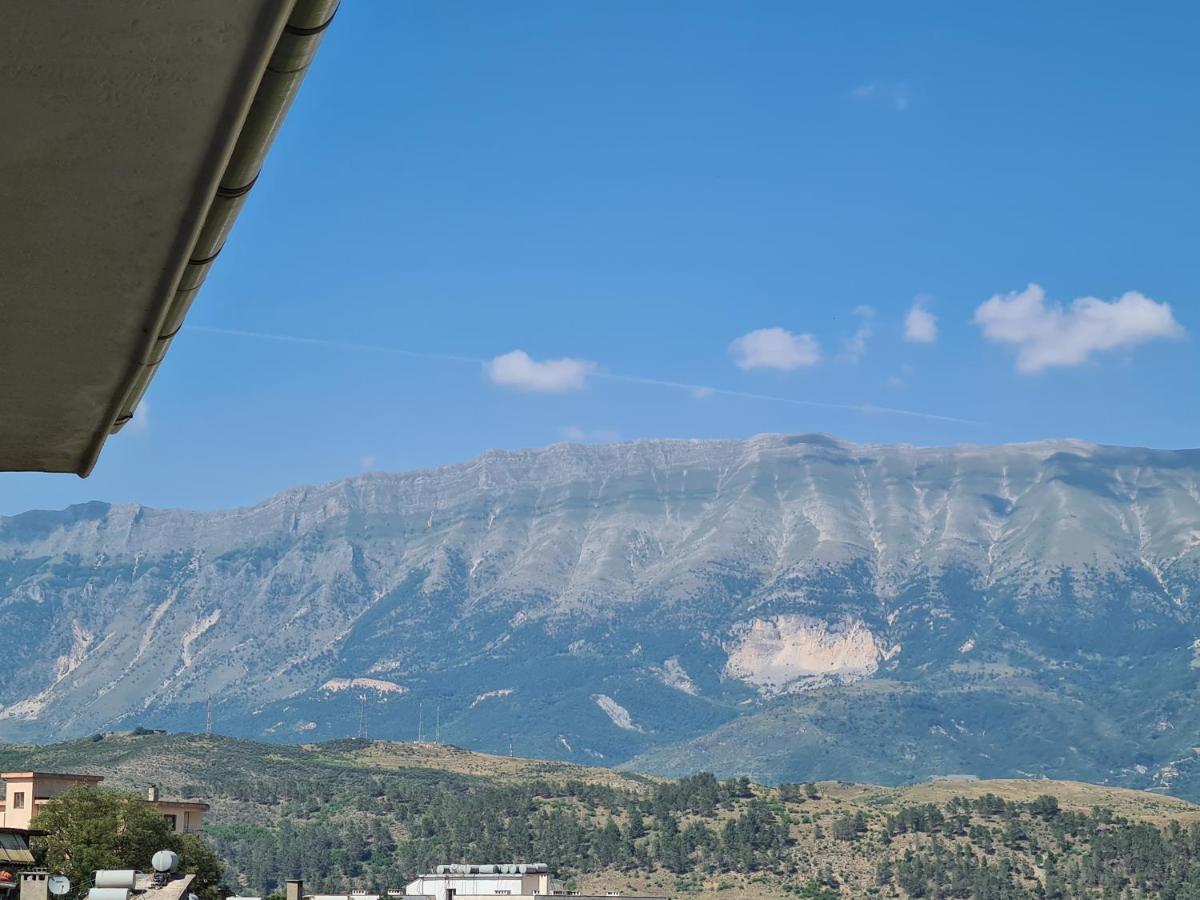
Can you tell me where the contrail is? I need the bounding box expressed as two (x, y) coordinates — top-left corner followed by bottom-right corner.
(189, 325), (990, 428)
(594, 372), (988, 426)
(190, 326), (480, 365)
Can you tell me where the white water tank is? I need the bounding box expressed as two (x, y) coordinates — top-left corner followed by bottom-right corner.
(93, 872), (136, 890)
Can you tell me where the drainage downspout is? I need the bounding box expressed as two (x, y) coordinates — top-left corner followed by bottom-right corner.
(90, 0), (338, 467)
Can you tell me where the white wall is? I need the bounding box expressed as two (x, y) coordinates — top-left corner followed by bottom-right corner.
(404, 875), (528, 900)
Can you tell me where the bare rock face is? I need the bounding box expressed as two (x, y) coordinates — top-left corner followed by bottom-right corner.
(2, 434), (1200, 795)
(724, 616), (891, 693)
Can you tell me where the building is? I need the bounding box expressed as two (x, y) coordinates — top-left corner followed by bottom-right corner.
(0, 773), (103, 831)
(405, 864), (550, 900)
(403, 864), (666, 900)
(0, 774), (208, 835)
(145, 785), (210, 835)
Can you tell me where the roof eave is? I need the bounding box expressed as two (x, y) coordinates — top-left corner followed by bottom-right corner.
(78, 0), (339, 477)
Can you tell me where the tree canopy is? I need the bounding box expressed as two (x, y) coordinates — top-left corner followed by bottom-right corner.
(31, 787), (224, 900)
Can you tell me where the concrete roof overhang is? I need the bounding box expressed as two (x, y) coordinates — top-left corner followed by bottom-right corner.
(0, 1), (335, 475)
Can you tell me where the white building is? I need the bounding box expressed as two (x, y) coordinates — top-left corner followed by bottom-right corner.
(405, 864), (550, 900)
(402, 865), (665, 900)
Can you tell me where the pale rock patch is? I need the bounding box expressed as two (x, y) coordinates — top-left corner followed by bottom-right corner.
(592, 693), (644, 732)
(651, 657), (699, 696)
(181, 609), (221, 668)
(724, 615), (890, 693)
(321, 677), (407, 695)
(367, 659), (405, 674)
(0, 624), (96, 721)
(470, 688), (515, 709)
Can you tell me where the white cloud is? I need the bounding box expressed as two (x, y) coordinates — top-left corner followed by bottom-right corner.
(560, 425), (621, 443)
(730, 327), (821, 371)
(974, 283), (1185, 373)
(360, 454), (378, 471)
(486, 349), (597, 392)
(691, 386), (715, 399)
(904, 299), (938, 343)
(840, 305), (876, 363)
(887, 363), (914, 390)
(852, 81), (911, 112)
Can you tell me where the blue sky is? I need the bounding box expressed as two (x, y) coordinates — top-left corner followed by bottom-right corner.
(4, 1), (1198, 514)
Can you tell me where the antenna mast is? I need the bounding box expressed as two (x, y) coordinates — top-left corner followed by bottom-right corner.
(205, 696), (213, 736)
(418, 700), (424, 743)
(436, 705), (441, 744)
(357, 692), (368, 740)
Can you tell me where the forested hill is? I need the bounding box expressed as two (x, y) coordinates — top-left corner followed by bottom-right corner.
(6, 733), (1200, 898)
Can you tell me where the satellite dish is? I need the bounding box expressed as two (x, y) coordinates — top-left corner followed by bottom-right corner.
(49, 875), (71, 896)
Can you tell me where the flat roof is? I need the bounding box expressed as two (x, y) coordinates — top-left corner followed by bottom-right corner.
(0, 772), (104, 782)
(150, 800), (211, 812)
(0, 1), (335, 475)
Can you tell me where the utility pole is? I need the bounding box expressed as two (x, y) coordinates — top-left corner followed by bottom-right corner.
(205, 696), (213, 736)
(357, 693), (368, 740)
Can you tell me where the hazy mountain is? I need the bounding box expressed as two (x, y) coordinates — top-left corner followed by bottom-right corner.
(3, 434), (1199, 795)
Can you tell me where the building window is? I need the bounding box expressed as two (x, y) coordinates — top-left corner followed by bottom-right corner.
(12, 792), (24, 810)
(163, 814), (177, 831)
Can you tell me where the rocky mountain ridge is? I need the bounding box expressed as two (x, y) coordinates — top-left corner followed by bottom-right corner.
(2, 434), (1199, 795)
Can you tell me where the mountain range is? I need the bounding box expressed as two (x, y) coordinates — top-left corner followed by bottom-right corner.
(2, 434), (1199, 795)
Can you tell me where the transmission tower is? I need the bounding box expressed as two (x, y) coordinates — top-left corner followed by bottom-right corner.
(418, 701), (424, 742)
(357, 693), (368, 740)
(435, 705), (441, 744)
(205, 696), (213, 736)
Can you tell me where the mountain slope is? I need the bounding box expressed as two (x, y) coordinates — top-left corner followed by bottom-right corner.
(2, 434), (1199, 794)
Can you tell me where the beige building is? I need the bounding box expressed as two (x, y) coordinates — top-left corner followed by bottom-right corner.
(0, 772), (103, 830)
(145, 785), (209, 835)
(0, 773), (207, 834)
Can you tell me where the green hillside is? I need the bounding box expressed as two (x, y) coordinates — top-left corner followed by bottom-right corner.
(5, 733), (1200, 898)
